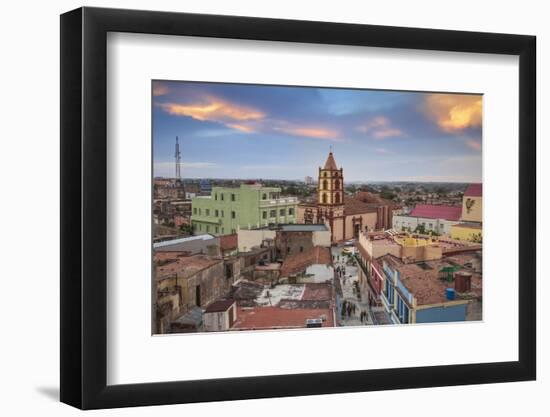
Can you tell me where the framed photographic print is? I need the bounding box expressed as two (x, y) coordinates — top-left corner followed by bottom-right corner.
(60, 7), (536, 410)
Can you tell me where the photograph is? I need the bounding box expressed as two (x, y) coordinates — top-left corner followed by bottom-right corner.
(152, 80), (483, 334)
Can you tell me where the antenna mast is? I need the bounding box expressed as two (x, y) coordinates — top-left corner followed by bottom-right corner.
(175, 136), (181, 180)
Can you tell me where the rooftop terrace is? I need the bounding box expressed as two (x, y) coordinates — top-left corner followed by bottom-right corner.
(232, 306), (334, 330)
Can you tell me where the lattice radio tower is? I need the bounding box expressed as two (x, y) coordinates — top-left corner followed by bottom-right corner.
(175, 136), (181, 180)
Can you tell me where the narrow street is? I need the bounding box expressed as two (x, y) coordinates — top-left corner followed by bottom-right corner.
(332, 245), (373, 326)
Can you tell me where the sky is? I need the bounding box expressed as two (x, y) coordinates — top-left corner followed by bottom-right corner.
(152, 81), (482, 182)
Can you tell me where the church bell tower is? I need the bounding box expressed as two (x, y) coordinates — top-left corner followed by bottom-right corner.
(318, 152), (344, 206)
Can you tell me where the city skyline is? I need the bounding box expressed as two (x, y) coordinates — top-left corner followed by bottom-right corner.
(153, 81), (482, 182)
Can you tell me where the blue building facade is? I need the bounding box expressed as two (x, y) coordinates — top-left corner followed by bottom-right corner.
(380, 256), (469, 325)
(415, 303), (468, 323)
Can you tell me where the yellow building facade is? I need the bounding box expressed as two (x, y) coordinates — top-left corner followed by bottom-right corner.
(452, 183), (483, 242)
(461, 183), (482, 223)
(450, 224), (483, 242)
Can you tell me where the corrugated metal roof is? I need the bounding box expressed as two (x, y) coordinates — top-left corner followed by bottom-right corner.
(153, 234), (216, 248)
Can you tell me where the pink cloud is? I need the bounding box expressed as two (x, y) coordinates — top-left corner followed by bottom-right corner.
(274, 126), (340, 141)
(152, 83), (169, 97)
(158, 98), (265, 123)
(466, 139), (482, 151)
(357, 116), (404, 139)
(227, 123), (256, 133)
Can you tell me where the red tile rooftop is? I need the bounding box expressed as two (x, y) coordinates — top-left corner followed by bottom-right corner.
(380, 252), (482, 306)
(232, 306), (334, 330)
(409, 204), (462, 221)
(204, 299), (235, 313)
(464, 183), (483, 197)
(355, 191), (402, 208)
(343, 196), (379, 215)
(155, 252), (222, 280)
(355, 191), (388, 205)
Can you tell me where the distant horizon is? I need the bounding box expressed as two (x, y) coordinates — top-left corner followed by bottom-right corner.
(153, 81), (482, 183)
(154, 175), (478, 186)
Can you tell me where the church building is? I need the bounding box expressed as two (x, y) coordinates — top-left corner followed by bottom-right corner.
(297, 152), (399, 243)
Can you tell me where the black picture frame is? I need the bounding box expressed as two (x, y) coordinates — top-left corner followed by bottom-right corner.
(60, 6), (536, 410)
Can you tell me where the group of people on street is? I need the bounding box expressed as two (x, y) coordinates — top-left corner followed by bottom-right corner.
(336, 264), (353, 285)
(335, 251), (369, 325)
(341, 300), (369, 324)
(342, 300), (356, 318)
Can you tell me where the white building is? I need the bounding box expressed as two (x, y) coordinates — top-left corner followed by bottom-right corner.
(203, 300), (237, 332)
(392, 204), (462, 235)
(392, 216), (460, 235)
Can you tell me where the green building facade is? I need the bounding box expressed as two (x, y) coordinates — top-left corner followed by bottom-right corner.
(191, 183), (298, 236)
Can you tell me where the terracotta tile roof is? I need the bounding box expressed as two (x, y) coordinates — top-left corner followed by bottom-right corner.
(219, 233), (238, 251)
(410, 204), (462, 221)
(280, 246), (332, 277)
(344, 196), (378, 215)
(204, 299), (235, 313)
(354, 191), (389, 205)
(155, 252), (222, 281)
(464, 183), (482, 197)
(354, 191), (402, 210)
(323, 152), (338, 170)
(232, 306), (334, 329)
(380, 253), (482, 306)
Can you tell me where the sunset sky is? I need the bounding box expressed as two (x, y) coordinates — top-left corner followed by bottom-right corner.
(152, 81), (482, 182)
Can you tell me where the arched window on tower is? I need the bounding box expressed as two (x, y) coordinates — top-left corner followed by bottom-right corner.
(322, 193), (327, 204)
(335, 193), (341, 204)
(334, 179), (340, 190)
(323, 179), (328, 190)
(323, 172), (327, 177)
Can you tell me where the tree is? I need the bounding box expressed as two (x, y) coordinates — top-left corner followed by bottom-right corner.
(179, 224), (193, 235)
(471, 233), (482, 244)
(380, 191), (396, 200)
(414, 224), (427, 234)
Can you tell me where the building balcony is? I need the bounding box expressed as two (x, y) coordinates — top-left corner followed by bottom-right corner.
(191, 216), (222, 224)
(259, 197), (298, 207)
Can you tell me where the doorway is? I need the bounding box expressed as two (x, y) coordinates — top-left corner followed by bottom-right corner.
(195, 285), (201, 307)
